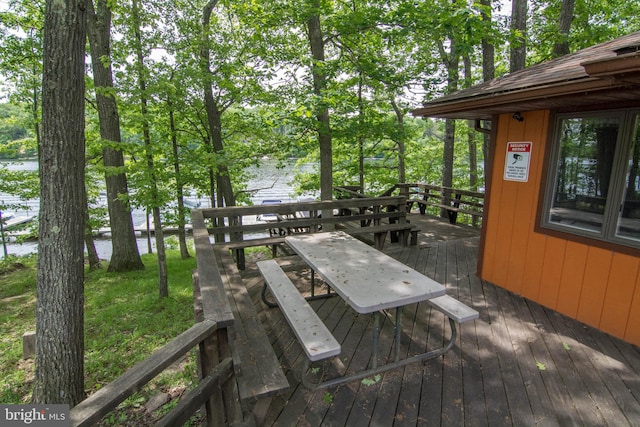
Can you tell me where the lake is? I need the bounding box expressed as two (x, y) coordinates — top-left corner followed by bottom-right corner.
(0, 159), (317, 259)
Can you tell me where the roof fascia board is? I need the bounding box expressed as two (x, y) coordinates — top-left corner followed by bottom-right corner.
(581, 52), (640, 78)
(412, 78), (617, 119)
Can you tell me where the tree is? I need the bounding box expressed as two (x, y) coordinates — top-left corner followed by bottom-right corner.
(510, 0), (527, 72)
(166, 82), (191, 259)
(33, 0), (86, 405)
(0, 0), (44, 149)
(528, 0), (640, 63)
(480, 0), (494, 171)
(305, 1), (333, 200)
(200, 0), (236, 208)
(552, 0), (575, 57)
(432, 1), (461, 217)
(330, 0), (424, 189)
(86, 0), (144, 273)
(129, 0), (168, 297)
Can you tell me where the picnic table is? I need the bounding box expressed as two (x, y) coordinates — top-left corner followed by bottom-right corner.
(260, 231), (478, 389)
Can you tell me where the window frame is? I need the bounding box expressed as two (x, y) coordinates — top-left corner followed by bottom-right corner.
(540, 108), (640, 251)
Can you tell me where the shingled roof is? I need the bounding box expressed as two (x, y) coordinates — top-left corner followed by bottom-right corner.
(412, 31), (640, 120)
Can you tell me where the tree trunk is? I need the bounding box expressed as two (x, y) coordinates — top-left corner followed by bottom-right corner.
(358, 78), (365, 192)
(201, 0), (235, 208)
(84, 231), (100, 270)
(205, 100), (235, 207)
(146, 211), (153, 253)
(443, 120), (455, 190)
(84, 187), (101, 270)
(168, 96), (190, 259)
(463, 53), (479, 225)
(34, 0), (86, 405)
(306, 5), (333, 201)
(438, 38), (459, 218)
(132, 0), (168, 297)
(152, 207), (168, 297)
(390, 97), (406, 184)
(510, 0), (527, 72)
(0, 212), (7, 257)
(481, 0), (494, 172)
(553, 0), (575, 57)
(30, 64), (41, 152)
(86, 0), (144, 273)
(463, 54), (477, 191)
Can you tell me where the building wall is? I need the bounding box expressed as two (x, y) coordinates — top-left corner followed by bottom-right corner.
(480, 110), (640, 345)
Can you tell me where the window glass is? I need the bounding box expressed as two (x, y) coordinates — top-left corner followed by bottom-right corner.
(617, 115), (640, 242)
(549, 116), (620, 233)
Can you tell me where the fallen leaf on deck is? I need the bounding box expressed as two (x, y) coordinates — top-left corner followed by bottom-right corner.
(361, 374), (382, 386)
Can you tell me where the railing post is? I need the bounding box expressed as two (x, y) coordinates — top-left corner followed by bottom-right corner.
(193, 272), (243, 427)
(198, 335), (223, 427)
(212, 216), (225, 247)
(230, 215), (245, 270)
(420, 187), (428, 215)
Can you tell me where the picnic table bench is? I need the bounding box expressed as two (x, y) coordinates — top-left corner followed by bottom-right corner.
(257, 259), (341, 363)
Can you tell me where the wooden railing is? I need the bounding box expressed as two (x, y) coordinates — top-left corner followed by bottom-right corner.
(198, 196), (413, 269)
(335, 183), (484, 226)
(382, 183), (484, 226)
(70, 215), (239, 427)
(69, 322), (234, 427)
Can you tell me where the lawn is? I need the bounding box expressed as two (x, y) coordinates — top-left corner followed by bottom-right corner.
(0, 245), (200, 424)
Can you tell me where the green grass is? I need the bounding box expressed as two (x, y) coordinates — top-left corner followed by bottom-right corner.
(0, 254), (38, 403)
(0, 249), (199, 419)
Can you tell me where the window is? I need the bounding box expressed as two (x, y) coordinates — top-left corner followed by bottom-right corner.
(543, 110), (640, 248)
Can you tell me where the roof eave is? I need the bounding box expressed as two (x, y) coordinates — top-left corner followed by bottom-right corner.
(581, 52), (640, 84)
(411, 77), (623, 120)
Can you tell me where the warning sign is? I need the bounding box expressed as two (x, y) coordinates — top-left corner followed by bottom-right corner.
(504, 142), (532, 182)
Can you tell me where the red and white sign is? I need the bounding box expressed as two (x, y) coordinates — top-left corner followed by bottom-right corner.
(504, 142), (532, 182)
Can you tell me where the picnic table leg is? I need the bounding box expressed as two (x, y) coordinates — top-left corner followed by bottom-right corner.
(394, 307), (402, 362)
(301, 317), (460, 390)
(261, 282), (278, 308)
(233, 248), (246, 270)
(372, 312), (381, 369)
(374, 231), (388, 250)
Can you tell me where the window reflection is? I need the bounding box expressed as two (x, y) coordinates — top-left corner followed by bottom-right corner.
(617, 115), (640, 241)
(549, 116), (620, 233)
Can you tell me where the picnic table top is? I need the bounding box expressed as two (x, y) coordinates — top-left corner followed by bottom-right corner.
(285, 231), (445, 313)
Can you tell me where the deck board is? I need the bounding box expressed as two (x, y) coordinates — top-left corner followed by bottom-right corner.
(236, 213), (640, 426)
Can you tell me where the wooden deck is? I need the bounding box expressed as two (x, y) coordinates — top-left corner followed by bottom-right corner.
(237, 214), (640, 426)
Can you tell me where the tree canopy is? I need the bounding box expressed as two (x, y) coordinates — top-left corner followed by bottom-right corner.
(1, 0), (638, 205)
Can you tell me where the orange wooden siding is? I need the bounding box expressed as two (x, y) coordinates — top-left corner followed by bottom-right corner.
(480, 111), (640, 345)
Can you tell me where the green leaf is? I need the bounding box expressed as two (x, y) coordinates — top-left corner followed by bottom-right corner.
(323, 392), (333, 403)
(536, 361), (547, 371)
(563, 342), (571, 351)
(361, 374), (382, 386)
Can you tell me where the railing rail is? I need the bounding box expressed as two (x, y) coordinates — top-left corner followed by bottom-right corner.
(69, 320), (227, 427)
(199, 196), (408, 240)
